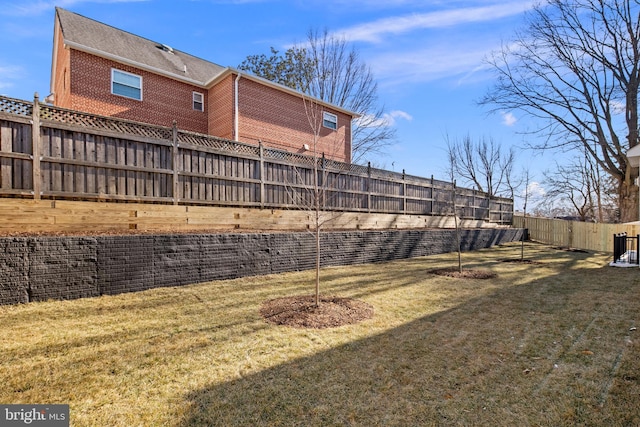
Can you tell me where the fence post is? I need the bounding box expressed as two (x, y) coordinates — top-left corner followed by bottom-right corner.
(31, 93), (41, 200)
(172, 121), (179, 205)
(259, 141), (265, 209)
(430, 175), (434, 215)
(402, 169), (406, 215)
(367, 161), (372, 213)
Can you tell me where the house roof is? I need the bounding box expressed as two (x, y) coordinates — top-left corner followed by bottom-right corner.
(53, 7), (359, 118)
(55, 7), (226, 86)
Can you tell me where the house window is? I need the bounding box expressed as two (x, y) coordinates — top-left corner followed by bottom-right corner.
(323, 111), (338, 130)
(111, 69), (142, 100)
(193, 92), (204, 112)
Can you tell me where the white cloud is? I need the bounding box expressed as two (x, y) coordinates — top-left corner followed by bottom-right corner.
(501, 111), (517, 126)
(610, 100), (626, 114)
(336, 1), (534, 44)
(371, 42), (494, 86)
(525, 181), (545, 199)
(385, 110), (413, 125)
(0, 65), (23, 90)
(355, 110), (413, 128)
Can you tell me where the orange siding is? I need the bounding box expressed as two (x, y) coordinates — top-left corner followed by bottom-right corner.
(52, 23), (71, 107)
(207, 74), (234, 140)
(236, 77), (351, 163)
(57, 48), (352, 163)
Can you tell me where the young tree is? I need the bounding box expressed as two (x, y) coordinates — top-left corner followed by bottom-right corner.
(283, 98), (347, 307)
(480, 0), (640, 222)
(447, 147), (463, 273)
(239, 29), (395, 164)
(520, 168), (533, 260)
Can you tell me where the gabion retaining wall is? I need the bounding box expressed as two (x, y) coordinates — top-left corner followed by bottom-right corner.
(0, 228), (524, 305)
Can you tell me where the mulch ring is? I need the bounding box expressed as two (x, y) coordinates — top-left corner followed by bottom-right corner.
(552, 246), (589, 253)
(260, 295), (374, 329)
(499, 259), (544, 265)
(429, 268), (497, 279)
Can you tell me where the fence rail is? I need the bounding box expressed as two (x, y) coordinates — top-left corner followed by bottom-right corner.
(0, 95), (513, 223)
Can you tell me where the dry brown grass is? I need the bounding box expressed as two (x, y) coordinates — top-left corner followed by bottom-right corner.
(1, 242), (639, 426)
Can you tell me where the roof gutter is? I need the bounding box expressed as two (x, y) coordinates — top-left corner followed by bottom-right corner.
(206, 67), (361, 119)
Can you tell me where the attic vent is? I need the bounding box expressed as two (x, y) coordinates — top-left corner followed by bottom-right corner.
(157, 44), (174, 54)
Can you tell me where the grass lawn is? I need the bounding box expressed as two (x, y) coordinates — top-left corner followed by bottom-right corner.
(1, 242), (639, 426)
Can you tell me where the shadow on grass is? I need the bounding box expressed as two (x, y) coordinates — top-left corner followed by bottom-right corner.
(177, 249), (640, 427)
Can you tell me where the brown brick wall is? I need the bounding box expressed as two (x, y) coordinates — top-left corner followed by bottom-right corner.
(236, 77), (351, 162)
(52, 23), (71, 107)
(208, 74), (234, 140)
(66, 50), (209, 134)
(57, 50), (352, 162)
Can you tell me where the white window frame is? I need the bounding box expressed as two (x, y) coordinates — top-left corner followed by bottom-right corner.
(323, 111), (338, 130)
(111, 69), (142, 101)
(193, 91), (204, 112)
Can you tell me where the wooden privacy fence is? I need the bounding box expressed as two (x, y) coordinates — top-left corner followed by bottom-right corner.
(513, 215), (640, 253)
(0, 95), (513, 223)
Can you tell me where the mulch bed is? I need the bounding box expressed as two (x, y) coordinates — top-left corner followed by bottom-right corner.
(260, 295), (374, 329)
(552, 246), (589, 253)
(499, 259), (544, 264)
(429, 268), (497, 279)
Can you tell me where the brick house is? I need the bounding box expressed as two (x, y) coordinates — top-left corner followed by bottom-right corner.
(50, 8), (356, 162)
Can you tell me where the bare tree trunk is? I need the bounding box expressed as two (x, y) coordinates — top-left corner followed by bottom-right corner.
(314, 156), (321, 307)
(619, 174), (638, 223)
(315, 220), (320, 307)
(480, 0), (640, 222)
(453, 181), (462, 273)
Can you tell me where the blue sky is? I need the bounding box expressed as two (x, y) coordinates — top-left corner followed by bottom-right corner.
(0, 0), (550, 203)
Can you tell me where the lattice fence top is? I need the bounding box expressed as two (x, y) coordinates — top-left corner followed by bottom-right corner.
(40, 105), (173, 140)
(0, 97), (32, 117)
(178, 131), (261, 157)
(263, 148), (316, 167)
(0, 95), (512, 207)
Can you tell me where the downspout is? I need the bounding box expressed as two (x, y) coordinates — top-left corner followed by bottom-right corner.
(349, 117), (353, 163)
(234, 71), (241, 142)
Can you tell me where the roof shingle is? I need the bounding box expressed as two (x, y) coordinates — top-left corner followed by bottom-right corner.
(56, 7), (226, 86)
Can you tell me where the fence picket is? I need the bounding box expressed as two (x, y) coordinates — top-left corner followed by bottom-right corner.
(0, 122), (13, 189)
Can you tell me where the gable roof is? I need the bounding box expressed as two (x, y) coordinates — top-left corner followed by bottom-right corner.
(53, 7), (359, 118)
(55, 7), (226, 87)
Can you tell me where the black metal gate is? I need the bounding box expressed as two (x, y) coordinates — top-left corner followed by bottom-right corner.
(613, 233), (639, 264)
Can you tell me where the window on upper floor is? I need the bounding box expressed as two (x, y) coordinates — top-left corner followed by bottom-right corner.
(111, 69), (142, 101)
(323, 111), (338, 130)
(193, 92), (204, 112)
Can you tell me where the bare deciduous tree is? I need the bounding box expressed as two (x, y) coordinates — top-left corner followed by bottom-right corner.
(447, 148), (463, 273)
(520, 168), (533, 260)
(542, 152), (617, 221)
(480, 0), (640, 222)
(239, 29), (395, 164)
(446, 134), (517, 198)
(283, 98), (348, 307)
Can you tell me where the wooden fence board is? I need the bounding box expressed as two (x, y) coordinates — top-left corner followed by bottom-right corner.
(1, 122), (13, 189)
(514, 215), (640, 253)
